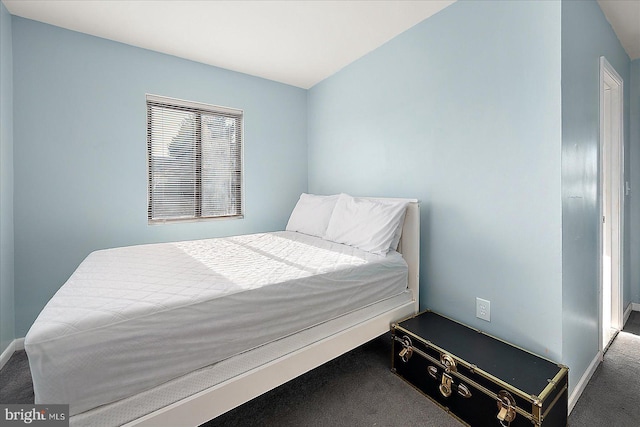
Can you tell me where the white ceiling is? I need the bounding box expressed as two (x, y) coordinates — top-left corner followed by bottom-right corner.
(4, 1), (639, 89)
(597, 0), (640, 61)
(3, 0), (455, 89)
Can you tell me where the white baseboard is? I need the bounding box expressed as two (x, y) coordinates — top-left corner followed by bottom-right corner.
(0, 341), (16, 370)
(624, 303), (640, 326)
(0, 340), (17, 371)
(570, 304), (640, 412)
(568, 351), (601, 414)
(624, 304), (633, 325)
(15, 337), (25, 351)
(0, 337), (26, 371)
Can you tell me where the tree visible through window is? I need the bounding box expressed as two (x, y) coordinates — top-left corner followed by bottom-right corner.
(147, 95), (243, 222)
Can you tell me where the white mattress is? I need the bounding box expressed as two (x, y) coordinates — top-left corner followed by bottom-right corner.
(70, 291), (413, 427)
(25, 231), (408, 416)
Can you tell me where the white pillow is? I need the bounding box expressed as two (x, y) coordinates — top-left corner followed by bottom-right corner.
(368, 198), (407, 251)
(389, 208), (407, 251)
(286, 193), (339, 238)
(324, 194), (409, 255)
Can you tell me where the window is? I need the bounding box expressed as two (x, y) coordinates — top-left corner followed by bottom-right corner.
(147, 94), (243, 223)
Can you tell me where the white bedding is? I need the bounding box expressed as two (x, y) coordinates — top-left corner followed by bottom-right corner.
(71, 291), (413, 427)
(25, 231), (408, 416)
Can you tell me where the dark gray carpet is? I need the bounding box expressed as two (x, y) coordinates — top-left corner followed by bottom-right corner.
(0, 349), (33, 404)
(0, 335), (461, 426)
(1, 313), (639, 426)
(201, 335), (462, 427)
(568, 311), (640, 427)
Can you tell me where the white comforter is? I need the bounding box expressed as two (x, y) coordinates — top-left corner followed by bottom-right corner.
(25, 231), (408, 415)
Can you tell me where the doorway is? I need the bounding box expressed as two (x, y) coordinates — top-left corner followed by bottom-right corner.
(599, 56), (624, 354)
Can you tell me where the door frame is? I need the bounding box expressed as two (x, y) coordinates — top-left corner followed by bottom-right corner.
(598, 56), (624, 355)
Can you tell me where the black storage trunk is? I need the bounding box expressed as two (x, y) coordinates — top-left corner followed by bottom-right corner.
(391, 310), (568, 427)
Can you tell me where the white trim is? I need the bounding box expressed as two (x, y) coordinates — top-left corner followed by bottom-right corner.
(598, 56), (625, 354)
(0, 340), (16, 371)
(568, 351), (601, 414)
(15, 337), (25, 351)
(624, 303), (633, 325)
(145, 93), (243, 116)
(146, 93), (245, 224)
(571, 301), (637, 413)
(0, 338), (25, 371)
(627, 301), (640, 325)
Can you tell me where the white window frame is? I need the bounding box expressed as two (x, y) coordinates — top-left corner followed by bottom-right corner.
(146, 94), (244, 223)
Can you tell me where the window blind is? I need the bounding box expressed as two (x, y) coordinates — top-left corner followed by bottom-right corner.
(147, 95), (243, 222)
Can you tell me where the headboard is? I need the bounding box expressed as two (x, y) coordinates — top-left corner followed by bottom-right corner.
(361, 197), (420, 313)
(399, 201), (420, 313)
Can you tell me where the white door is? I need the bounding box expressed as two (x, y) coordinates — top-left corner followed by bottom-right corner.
(599, 56), (624, 353)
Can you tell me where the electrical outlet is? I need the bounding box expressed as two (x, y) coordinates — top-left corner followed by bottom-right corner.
(476, 297), (490, 322)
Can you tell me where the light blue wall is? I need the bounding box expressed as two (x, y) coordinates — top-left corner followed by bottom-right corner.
(0, 1), (15, 355)
(308, 0), (563, 361)
(631, 59), (640, 305)
(12, 17), (308, 336)
(561, 0), (631, 393)
(5, 0), (637, 401)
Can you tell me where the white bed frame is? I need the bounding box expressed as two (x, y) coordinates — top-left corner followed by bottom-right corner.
(123, 199), (420, 427)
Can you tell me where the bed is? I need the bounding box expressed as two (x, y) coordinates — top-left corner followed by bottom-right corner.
(25, 194), (420, 426)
